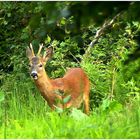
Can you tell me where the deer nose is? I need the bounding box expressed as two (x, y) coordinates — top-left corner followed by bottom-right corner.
(31, 71), (38, 79)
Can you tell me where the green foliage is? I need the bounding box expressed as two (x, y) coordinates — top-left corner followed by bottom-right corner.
(1, 1), (140, 138)
(0, 91), (4, 102)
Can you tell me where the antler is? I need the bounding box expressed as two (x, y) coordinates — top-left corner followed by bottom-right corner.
(43, 50), (47, 59)
(29, 43), (35, 57)
(37, 44), (43, 56)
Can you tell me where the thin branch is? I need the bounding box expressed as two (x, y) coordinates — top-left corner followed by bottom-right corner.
(84, 12), (122, 57)
(69, 51), (80, 64)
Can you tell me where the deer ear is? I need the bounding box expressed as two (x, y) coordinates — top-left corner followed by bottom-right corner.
(26, 47), (33, 60)
(43, 47), (53, 62)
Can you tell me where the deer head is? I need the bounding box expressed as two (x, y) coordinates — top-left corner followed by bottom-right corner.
(26, 43), (53, 80)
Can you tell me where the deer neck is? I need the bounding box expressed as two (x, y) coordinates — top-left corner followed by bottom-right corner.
(34, 70), (53, 96)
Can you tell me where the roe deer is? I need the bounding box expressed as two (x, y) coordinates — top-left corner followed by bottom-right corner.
(26, 43), (90, 114)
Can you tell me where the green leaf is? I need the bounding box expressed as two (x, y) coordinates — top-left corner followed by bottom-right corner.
(63, 95), (71, 104)
(54, 105), (63, 113)
(45, 35), (51, 44)
(60, 17), (66, 25)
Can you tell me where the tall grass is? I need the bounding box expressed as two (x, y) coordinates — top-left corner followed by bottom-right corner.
(0, 77), (140, 138)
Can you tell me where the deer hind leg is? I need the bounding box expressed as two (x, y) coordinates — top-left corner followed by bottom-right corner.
(83, 80), (90, 114)
(83, 93), (89, 114)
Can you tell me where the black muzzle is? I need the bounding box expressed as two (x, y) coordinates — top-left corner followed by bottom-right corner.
(31, 72), (38, 80)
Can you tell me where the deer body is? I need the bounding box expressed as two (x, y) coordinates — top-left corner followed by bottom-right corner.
(26, 44), (90, 114)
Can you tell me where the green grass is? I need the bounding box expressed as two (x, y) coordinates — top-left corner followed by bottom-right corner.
(0, 81), (140, 138)
(1, 107), (140, 138)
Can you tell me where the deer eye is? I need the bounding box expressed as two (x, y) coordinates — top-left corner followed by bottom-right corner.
(39, 64), (43, 67)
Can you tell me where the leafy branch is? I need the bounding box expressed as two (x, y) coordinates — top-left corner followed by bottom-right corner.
(84, 12), (122, 58)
